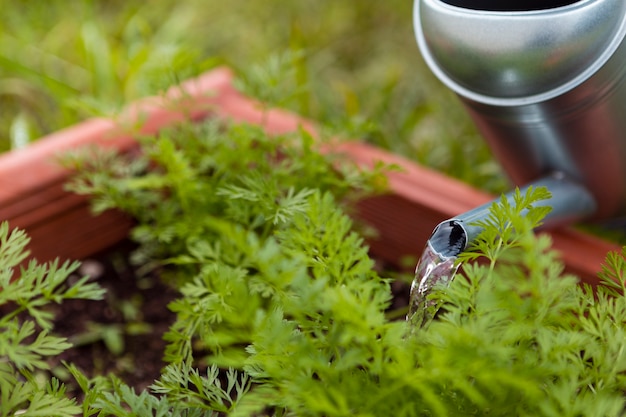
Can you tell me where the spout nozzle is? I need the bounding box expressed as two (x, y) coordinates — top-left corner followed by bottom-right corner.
(428, 220), (468, 259)
(427, 173), (597, 257)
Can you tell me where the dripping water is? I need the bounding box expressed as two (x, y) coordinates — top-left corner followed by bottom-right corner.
(407, 220), (465, 329)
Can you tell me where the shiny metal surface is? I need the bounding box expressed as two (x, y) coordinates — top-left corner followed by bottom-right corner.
(416, 0), (626, 103)
(452, 173), (597, 252)
(414, 0), (626, 221)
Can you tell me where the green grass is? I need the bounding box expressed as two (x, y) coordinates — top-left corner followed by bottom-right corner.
(0, 0), (504, 191)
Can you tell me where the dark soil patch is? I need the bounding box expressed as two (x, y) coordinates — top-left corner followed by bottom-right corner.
(48, 240), (178, 398)
(45, 241), (413, 400)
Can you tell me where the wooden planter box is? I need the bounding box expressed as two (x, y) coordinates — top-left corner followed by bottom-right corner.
(0, 67), (620, 285)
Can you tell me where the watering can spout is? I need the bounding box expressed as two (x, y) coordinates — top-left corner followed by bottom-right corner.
(408, 173), (595, 329)
(427, 174), (597, 259)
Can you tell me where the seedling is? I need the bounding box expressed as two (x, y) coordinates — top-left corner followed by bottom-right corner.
(0, 221), (105, 417)
(64, 118), (626, 416)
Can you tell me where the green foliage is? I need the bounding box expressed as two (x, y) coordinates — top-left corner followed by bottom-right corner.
(0, 1), (215, 150)
(0, 222), (105, 417)
(63, 119), (393, 415)
(65, 120), (387, 269)
(461, 186), (554, 268)
(1, 0), (501, 191)
(64, 118), (626, 416)
(427, 188), (626, 416)
(234, 50), (310, 117)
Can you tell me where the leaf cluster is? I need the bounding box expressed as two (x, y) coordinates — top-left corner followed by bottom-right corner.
(1, 1), (215, 150)
(65, 120), (386, 272)
(64, 121), (626, 416)
(64, 120), (396, 414)
(0, 222), (105, 417)
(425, 187), (626, 416)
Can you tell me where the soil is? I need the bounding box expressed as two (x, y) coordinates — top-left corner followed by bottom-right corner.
(48, 240), (179, 398)
(44, 241), (412, 400)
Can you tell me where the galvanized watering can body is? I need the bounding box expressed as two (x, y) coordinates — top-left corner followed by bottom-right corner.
(414, 0), (626, 224)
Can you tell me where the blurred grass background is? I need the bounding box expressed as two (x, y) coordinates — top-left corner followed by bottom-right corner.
(0, 0), (505, 191)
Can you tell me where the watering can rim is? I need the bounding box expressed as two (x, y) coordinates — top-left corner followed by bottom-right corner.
(414, 0), (626, 106)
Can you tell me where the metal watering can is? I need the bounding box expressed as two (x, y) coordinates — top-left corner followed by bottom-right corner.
(413, 0), (626, 256)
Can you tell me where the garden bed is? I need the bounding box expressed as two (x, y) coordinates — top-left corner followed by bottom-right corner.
(3, 67), (620, 395)
(0, 66), (619, 285)
(48, 240), (178, 398)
